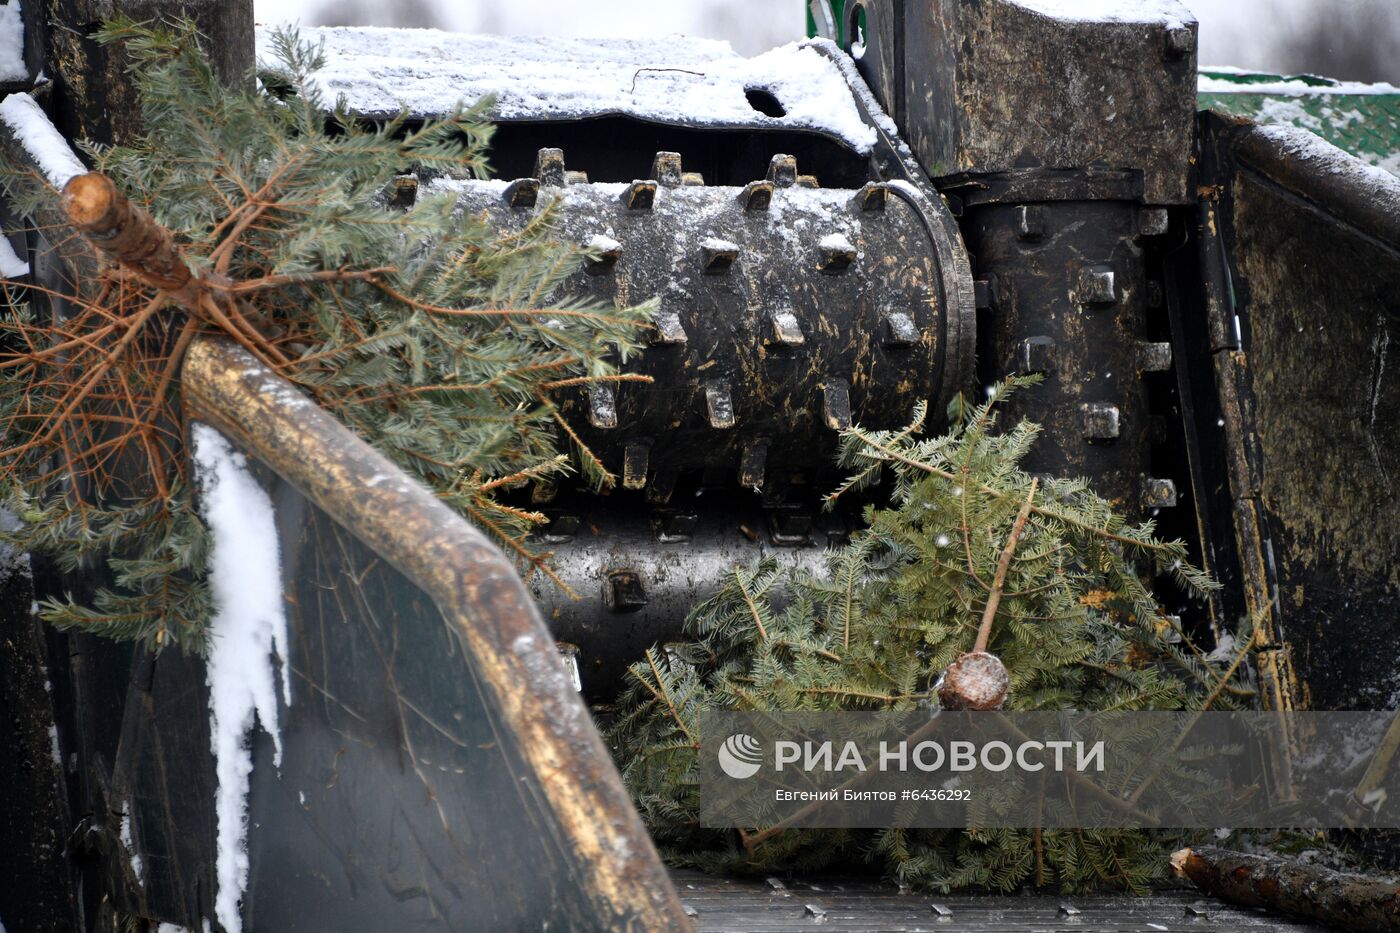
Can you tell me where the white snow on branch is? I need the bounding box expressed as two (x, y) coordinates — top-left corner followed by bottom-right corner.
(0, 235), (28, 277)
(1009, 0), (1193, 26)
(0, 1), (26, 83)
(192, 423), (291, 933)
(0, 92), (86, 188)
(256, 27), (877, 153)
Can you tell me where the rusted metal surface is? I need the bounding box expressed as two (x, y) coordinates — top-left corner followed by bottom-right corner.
(0, 537), (77, 932)
(957, 197), (1171, 519)
(847, 0), (1198, 206)
(1195, 114), (1400, 712)
(180, 335), (690, 930)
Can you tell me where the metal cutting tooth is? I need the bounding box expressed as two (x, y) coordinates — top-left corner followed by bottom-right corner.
(650, 151), (684, 187)
(588, 384), (618, 429)
(530, 478), (558, 505)
(646, 470), (677, 505)
(681, 171), (705, 186)
(584, 235), (621, 275)
(651, 307), (688, 345)
(766, 154), (798, 188)
(502, 178), (540, 208)
(739, 442), (768, 489)
(796, 174), (819, 188)
(853, 182), (888, 212)
(822, 379), (852, 430)
(565, 169), (589, 185)
(389, 173), (418, 210)
(705, 381), (736, 429)
(818, 235), (857, 273)
(623, 441), (650, 490)
(620, 180), (656, 210)
(882, 311), (919, 347)
(701, 239), (739, 273)
(768, 308), (805, 346)
(739, 180), (773, 211)
(533, 147), (567, 187)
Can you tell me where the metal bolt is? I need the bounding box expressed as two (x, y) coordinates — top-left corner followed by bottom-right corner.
(1143, 477), (1178, 508)
(1080, 402), (1121, 441)
(974, 278), (994, 310)
(1076, 265), (1118, 305)
(1137, 341), (1174, 372)
(1139, 207), (1170, 237)
(1165, 24), (1195, 58)
(604, 570), (648, 612)
(1019, 335), (1056, 375)
(1016, 204), (1046, 241)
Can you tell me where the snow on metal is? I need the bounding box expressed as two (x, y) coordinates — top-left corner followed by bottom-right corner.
(1007, 0), (1194, 26)
(256, 26), (878, 152)
(192, 423), (291, 933)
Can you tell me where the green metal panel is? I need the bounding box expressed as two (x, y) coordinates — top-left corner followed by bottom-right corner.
(1199, 70), (1399, 175)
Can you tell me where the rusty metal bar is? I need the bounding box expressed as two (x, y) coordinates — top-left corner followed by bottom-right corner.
(181, 335), (691, 931)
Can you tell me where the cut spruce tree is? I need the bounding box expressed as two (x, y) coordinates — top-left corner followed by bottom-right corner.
(609, 382), (1259, 893)
(0, 20), (652, 650)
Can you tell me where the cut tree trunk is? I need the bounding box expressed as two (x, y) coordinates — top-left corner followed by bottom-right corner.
(1173, 845), (1400, 933)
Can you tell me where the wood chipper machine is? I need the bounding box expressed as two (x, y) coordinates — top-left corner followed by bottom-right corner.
(0, 0), (1396, 929)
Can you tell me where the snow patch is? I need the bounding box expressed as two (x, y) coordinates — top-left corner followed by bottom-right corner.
(0, 1), (26, 83)
(1199, 70), (1400, 98)
(257, 27), (877, 153)
(0, 235), (28, 277)
(120, 809), (143, 885)
(1254, 123), (1400, 197)
(192, 423), (291, 933)
(0, 93), (86, 187)
(585, 233), (621, 253)
(819, 232), (854, 253)
(1009, 0), (1193, 26)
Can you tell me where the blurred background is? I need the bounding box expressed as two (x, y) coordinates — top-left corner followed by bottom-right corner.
(251, 0), (1398, 83)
